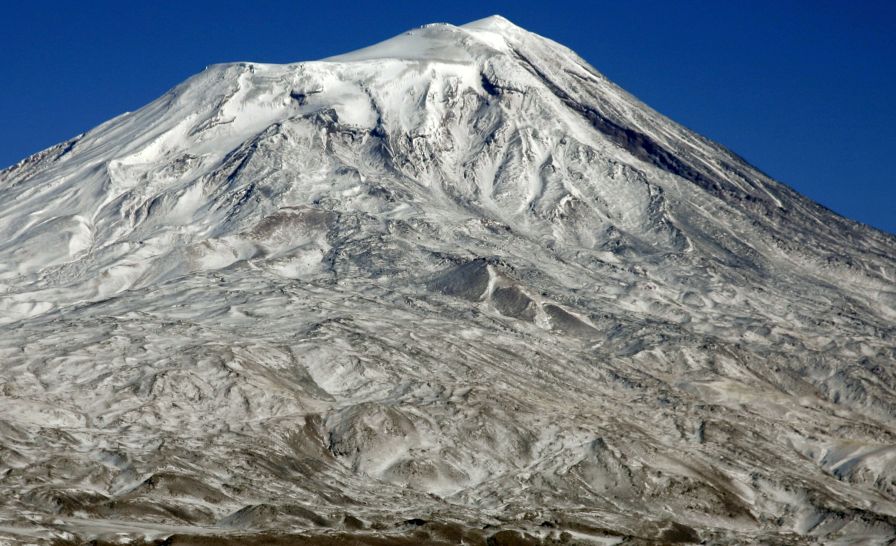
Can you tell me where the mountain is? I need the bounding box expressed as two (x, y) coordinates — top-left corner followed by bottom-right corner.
(1, 15), (895, 545)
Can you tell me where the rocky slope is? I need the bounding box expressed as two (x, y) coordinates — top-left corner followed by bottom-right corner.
(1, 15), (895, 545)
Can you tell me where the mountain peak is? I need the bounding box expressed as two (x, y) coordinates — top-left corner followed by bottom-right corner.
(2, 14), (896, 545)
(461, 14), (521, 32)
(324, 16), (525, 63)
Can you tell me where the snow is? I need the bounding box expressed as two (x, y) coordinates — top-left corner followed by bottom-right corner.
(1, 14), (896, 546)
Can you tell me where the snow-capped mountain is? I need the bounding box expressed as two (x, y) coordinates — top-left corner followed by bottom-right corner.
(1, 15), (895, 545)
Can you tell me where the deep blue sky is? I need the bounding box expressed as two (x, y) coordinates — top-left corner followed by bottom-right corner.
(2, 1), (894, 233)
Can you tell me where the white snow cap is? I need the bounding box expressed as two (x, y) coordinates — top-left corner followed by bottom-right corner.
(461, 14), (521, 31)
(326, 15), (524, 62)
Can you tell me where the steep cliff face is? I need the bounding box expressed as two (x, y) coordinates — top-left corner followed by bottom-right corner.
(1, 15), (895, 545)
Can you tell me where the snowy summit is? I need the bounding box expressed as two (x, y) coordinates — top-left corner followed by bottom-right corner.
(1, 15), (895, 545)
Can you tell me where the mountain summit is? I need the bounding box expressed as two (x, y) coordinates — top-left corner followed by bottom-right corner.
(1, 16), (895, 545)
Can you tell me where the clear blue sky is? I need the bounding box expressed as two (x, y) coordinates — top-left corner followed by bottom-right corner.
(2, 1), (894, 233)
